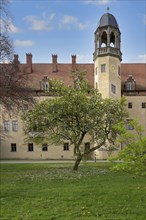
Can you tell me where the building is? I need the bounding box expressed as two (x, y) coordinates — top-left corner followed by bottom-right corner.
(0, 12), (146, 160)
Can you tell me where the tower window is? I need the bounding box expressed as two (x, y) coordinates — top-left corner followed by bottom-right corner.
(63, 143), (69, 151)
(95, 67), (98, 75)
(111, 84), (116, 94)
(128, 102), (132, 108)
(101, 64), (106, 72)
(101, 31), (107, 47)
(110, 32), (115, 47)
(118, 66), (121, 76)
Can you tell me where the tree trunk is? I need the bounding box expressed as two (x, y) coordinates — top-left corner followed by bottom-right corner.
(73, 154), (82, 171)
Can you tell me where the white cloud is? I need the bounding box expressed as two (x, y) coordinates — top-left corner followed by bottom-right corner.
(14, 40), (35, 47)
(137, 54), (146, 63)
(59, 15), (89, 30)
(24, 14), (54, 31)
(84, 0), (111, 5)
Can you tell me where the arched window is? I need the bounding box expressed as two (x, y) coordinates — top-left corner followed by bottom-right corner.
(101, 31), (107, 47)
(110, 32), (115, 47)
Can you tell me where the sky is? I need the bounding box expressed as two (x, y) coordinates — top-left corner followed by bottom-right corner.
(7, 0), (146, 64)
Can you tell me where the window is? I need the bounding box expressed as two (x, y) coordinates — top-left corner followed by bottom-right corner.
(125, 76), (136, 91)
(101, 64), (106, 72)
(142, 103), (146, 108)
(12, 120), (18, 131)
(63, 143), (69, 151)
(40, 76), (49, 91)
(28, 143), (34, 152)
(43, 82), (49, 91)
(126, 119), (134, 130)
(128, 102), (132, 109)
(111, 84), (116, 94)
(96, 67), (98, 75)
(4, 121), (10, 131)
(101, 31), (107, 47)
(118, 66), (121, 76)
(84, 142), (90, 153)
(126, 82), (135, 91)
(11, 143), (17, 152)
(42, 143), (48, 151)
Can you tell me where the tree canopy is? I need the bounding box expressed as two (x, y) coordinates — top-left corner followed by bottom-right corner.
(23, 81), (128, 170)
(0, 0), (34, 112)
(110, 120), (146, 176)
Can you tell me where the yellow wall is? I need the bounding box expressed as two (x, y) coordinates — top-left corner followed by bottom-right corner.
(125, 95), (146, 136)
(94, 56), (121, 99)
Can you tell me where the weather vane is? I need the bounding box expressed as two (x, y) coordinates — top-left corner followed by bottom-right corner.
(107, 7), (110, 13)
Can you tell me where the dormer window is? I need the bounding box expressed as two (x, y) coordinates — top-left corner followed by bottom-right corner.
(126, 82), (135, 91)
(125, 75), (136, 91)
(40, 76), (50, 92)
(43, 81), (49, 91)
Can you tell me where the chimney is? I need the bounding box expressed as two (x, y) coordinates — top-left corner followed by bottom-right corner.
(52, 54), (58, 72)
(26, 53), (32, 73)
(13, 54), (19, 65)
(72, 55), (76, 71)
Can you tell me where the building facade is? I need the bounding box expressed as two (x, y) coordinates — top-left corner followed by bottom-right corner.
(0, 12), (146, 160)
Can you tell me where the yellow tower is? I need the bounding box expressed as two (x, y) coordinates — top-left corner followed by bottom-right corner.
(93, 12), (122, 99)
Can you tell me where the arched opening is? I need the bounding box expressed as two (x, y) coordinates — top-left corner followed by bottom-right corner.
(110, 32), (115, 47)
(101, 31), (107, 47)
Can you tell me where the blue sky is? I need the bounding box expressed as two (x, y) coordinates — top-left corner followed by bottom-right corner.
(8, 0), (146, 64)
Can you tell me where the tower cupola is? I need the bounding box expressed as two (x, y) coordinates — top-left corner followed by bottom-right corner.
(93, 12), (122, 61)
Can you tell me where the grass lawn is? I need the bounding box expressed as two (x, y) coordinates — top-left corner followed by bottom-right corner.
(0, 162), (146, 220)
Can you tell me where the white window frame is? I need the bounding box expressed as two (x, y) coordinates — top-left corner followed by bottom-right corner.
(4, 120), (10, 132)
(126, 82), (135, 91)
(12, 120), (18, 131)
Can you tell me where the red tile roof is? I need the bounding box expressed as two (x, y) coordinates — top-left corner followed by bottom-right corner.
(121, 63), (146, 90)
(23, 62), (145, 91)
(21, 63), (94, 90)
